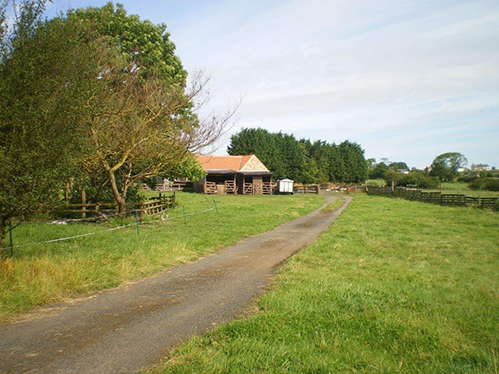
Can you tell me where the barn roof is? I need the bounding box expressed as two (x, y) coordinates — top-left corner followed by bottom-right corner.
(197, 155), (271, 174)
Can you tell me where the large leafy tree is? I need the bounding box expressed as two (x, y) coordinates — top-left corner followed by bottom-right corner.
(64, 3), (226, 212)
(429, 152), (467, 182)
(0, 1), (97, 250)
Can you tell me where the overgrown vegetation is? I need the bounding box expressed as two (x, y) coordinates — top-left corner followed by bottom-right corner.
(150, 195), (499, 373)
(0, 1), (231, 248)
(0, 193), (323, 320)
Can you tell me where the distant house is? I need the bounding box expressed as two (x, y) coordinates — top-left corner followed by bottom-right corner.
(398, 169), (410, 174)
(471, 164), (491, 172)
(194, 155), (272, 195)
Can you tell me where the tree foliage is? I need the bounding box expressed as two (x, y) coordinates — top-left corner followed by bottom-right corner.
(0, 1), (231, 251)
(0, 0), (96, 249)
(389, 162), (409, 171)
(429, 152), (467, 182)
(369, 162), (389, 179)
(227, 128), (368, 184)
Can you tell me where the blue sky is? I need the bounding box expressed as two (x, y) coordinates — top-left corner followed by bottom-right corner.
(45, 0), (499, 169)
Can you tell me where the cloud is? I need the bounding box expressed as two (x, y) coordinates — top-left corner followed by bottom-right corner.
(49, 0), (499, 168)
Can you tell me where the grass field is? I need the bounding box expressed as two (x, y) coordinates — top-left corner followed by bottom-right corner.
(366, 179), (386, 186)
(322, 197), (346, 211)
(0, 193), (324, 320)
(149, 194), (499, 374)
(432, 182), (499, 197)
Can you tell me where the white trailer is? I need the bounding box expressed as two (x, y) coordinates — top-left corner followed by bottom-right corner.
(278, 179), (294, 194)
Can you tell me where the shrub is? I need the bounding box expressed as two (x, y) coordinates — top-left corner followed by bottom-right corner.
(395, 171), (440, 189)
(457, 174), (478, 183)
(468, 178), (499, 191)
(484, 178), (499, 191)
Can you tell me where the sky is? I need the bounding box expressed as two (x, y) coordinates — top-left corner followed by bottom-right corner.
(45, 0), (499, 169)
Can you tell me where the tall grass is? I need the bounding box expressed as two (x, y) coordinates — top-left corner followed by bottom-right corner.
(150, 194), (499, 374)
(0, 193), (324, 320)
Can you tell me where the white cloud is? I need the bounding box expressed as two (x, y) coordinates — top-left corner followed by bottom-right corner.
(49, 0), (499, 168)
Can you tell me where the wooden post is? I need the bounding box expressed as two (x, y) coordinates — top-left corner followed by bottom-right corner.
(391, 180), (394, 191)
(81, 189), (86, 219)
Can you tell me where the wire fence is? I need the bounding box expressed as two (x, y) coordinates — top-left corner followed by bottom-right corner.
(1, 199), (219, 255)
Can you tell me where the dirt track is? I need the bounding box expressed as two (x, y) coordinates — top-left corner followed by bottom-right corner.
(0, 195), (351, 374)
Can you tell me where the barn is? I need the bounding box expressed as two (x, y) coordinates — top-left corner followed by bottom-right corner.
(194, 155), (272, 195)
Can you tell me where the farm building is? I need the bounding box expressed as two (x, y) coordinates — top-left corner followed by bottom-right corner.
(194, 155), (272, 195)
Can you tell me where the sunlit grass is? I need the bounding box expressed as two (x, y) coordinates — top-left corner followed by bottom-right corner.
(425, 182), (499, 197)
(322, 198), (345, 211)
(0, 193), (324, 320)
(150, 194), (499, 374)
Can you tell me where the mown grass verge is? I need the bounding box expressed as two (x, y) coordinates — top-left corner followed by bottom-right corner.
(0, 193), (324, 320)
(149, 194), (499, 374)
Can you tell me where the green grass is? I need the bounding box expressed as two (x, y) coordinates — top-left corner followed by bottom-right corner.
(0, 193), (324, 320)
(322, 198), (346, 211)
(149, 194), (499, 374)
(425, 182), (499, 197)
(366, 179), (386, 187)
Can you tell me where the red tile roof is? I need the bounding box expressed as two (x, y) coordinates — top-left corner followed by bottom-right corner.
(198, 155), (253, 172)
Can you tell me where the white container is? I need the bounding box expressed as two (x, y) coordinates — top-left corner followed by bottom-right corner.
(278, 179), (294, 194)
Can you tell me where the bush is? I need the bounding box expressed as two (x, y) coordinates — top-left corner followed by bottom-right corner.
(484, 178), (499, 191)
(468, 178), (499, 191)
(457, 174), (478, 183)
(395, 171), (440, 189)
(468, 179), (484, 190)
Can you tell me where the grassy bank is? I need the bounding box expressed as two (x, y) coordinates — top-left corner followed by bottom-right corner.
(151, 194), (499, 373)
(0, 193), (324, 320)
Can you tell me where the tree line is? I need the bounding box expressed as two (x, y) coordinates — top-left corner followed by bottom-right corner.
(227, 128), (368, 184)
(0, 1), (232, 249)
(367, 152), (472, 189)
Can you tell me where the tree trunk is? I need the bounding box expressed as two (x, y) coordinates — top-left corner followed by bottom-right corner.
(0, 217), (8, 259)
(108, 170), (126, 214)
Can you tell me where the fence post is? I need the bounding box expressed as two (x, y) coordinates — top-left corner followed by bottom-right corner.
(81, 189), (86, 219)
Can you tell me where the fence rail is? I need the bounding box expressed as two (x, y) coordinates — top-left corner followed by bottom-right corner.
(53, 193), (176, 220)
(367, 186), (498, 210)
(293, 184), (320, 194)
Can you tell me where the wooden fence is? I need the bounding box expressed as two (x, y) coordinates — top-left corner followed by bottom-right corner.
(53, 193), (176, 221)
(367, 186), (498, 210)
(293, 184), (320, 194)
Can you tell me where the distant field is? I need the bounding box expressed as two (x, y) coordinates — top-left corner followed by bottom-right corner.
(425, 182), (499, 197)
(0, 193), (324, 320)
(367, 180), (499, 197)
(366, 179), (385, 186)
(150, 194), (499, 374)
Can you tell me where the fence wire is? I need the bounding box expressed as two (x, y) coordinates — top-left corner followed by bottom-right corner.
(2, 205), (216, 251)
